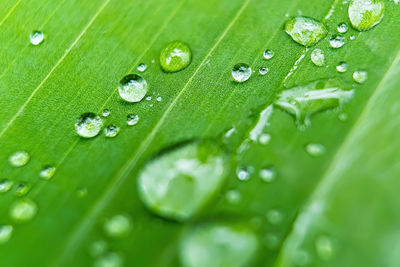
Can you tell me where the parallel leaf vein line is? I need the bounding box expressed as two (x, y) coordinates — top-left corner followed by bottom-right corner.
(0, 0), (21, 27)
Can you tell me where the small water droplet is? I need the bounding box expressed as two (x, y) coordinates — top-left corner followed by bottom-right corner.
(145, 96), (152, 101)
(160, 41), (192, 72)
(9, 151), (30, 167)
(103, 214), (132, 239)
(126, 114), (139, 126)
(0, 179), (13, 193)
(137, 63), (147, 72)
(76, 187), (88, 198)
(263, 49), (274, 60)
(15, 183), (31, 197)
(336, 62), (348, 73)
(102, 109), (110, 117)
(337, 23), (348, 33)
(259, 133), (271, 145)
(236, 166), (253, 181)
(266, 209), (284, 225)
(259, 168), (276, 183)
(94, 252), (123, 267)
(284, 16), (327, 47)
(40, 166), (56, 180)
(104, 125), (120, 138)
(329, 35), (345, 48)
(118, 74), (148, 103)
(338, 113), (348, 121)
(292, 250), (311, 266)
(225, 189), (241, 204)
(353, 70), (368, 83)
(10, 198), (38, 223)
(264, 233), (280, 249)
(259, 67), (269, 75)
(349, 35), (356, 40)
(0, 225), (13, 244)
(232, 63), (251, 82)
(156, 96), (162, 102)
(89, 240), (108, 257)
(305, 143), (325, 157)
(310, 49), (325, 67)
(30, 31), (44, 45)
(224, 127), (236, 140)
(75, 113), (103, 138)
(315, 235), (335, 261)
(349, 0), (384, 31)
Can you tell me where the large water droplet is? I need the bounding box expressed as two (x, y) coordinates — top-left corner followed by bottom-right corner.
(263, 49), (274, 60)
(160, 41), (192, 72)
(126, 114), (139, 126)
(0, 225), (13, 244)
(353, 70), (368, 83)
(315, 235), (335, 261)
(75, 113), (103, 138)
(104, 125), (120, 138)
(30, 31), (44, 45)
(118, 74), (148, 103)
(349, 0), (384, 31)
(305, 143), (326, 157)
(40, 166), (56, 180)
(10, 198), (38, 223)
(103, 214), (132, 239)
(15, 183), (31, 197)
(232, 63), (251, 82)
(329, 35), (345, 48)
(310, 49), (325, 66)
(180, 223), (258, 267)
(284, 16), (327, 47)
(0, 179), (13, 193)
(138, 142), (227, 221)
(9, 151), (30, 167)
(274, 79), (354, 128)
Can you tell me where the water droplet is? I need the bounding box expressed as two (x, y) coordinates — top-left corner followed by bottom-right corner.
(103, 214), (131, 239)
(15, 183), (31, 197)
(118, 74), (148, 103)
(336, 62), (348, 73)
(9, 151), (30, 167)
(89, 240), (108, 257)
(104, 125), (120, 138)
(310, 49), (325, 67)
(284, 16), (327, 47)
(315, 235), (335, 260)
(76, 187), (88, 198)
(29, 31), (44, 45)
(137, 63), (147, 72)
(94, 252), (123, 267)
(349, 35), (356, 40)
(180, 223), (258, 267)
(75, 113), (103, 138)
(353, 70), (368, 83)
(225, 189), (241, 204)
(138, 142), (227, 221)
(337, 23), (348, 33)
(259, 67), (269, 75)
(266, 209), (284, 225)
(0, 225), (13, 244)
(329, 35), (345, 48)
(259, 133), (271, 145)
(145, 96), (152, 101)
(160, 41), (192, 72)
(0, 179), (13, 193)
(236, 166), (253, 181)
(305, 143), (325, 157)
(264, 233), (280, 249)
(156, 96), (162, 102)
(102, 109), (110, 117)
(39, 166), (56, 180)
(10, 198), (38, 223)
(263, 49), (274, 60)
(349, 0), (384, 31)
(126, 114), (139, 126)
(224, 127), (236, 140)
(292, 250), (311, 266)
(232, 63), (251, 82)
(274, 79), (354, 128)
(338, 113), (348, 121)
(259, 168), (276, 183)
(249, 105), (273, 143)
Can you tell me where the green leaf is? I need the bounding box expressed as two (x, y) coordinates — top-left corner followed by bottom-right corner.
(0, 0), (399, 266)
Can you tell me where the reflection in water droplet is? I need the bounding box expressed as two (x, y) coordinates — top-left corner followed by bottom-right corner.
(9, 151), (30, 167)
(0, 225), (13, 244)
(138, 142), (227, 221)
(10, 198), (38, 223)
(126, 114), (139, 126)
(103, 214), (132, 239)
(263, 49), (274, 60)
(259, 168), (276, 183)
(353, 70), (368, 83)
(180, 223), (258, 267)
(104, 125), (120, 138)
(232, 63), (251, 82)
(30, 31), (44, 45)
(15, 183), (31, 197)
(284, 16), (327, 47)
(102, 109), (110, 117)
(40, 166), (56, 180)
(336, 62), (348, 73)
(315, 235), (335, 261)
(349, 0), (384, 31)
(311, 49), (325, 67)
(337, 23), (348, 33)
(225, 189), (241, 204)
(329, 35), (345, 48)
(118, 74), (148, 103)
(305, 143), (326, 157)
(259, 67), (269, 76)
(94, 252), (123, 267)
(137, 63), (147, 72)
(75, 113), (103, 138)
(0, 179), (13, 193)
(160, 41), (192, 72)
(236, 166), (253, 181)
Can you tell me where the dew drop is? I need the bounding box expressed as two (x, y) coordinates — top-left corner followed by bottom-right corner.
(75, 113), (103, 138)
(89, 240), (108, 257)
(160, 41), (192, 72)
(9, 151), (30, 167)
(264, 233), (280, 249)
(29, 31), (44, 45)
(138, 141), (227, 221)
(137, 63), (147, 72)
(338, 113), (348, 121)
(259, 168), (276, 183)
(0, 225), (13, 244)
(232, 63), (251, 82)
(315, 235), (335, 261)
(118, 74), (148, 103)
(348, 0), (384, 31)
(0, 179), (13, 193)
(337, 23), (348, 33)
(76, 187), (88, 198)
(103, 214), (132, 239)
(38, 166), (56, 180)
(180, 223), (258, 267)
(266, 209), (284, 225)
(336, 62), (348, 73)
(292, 250), (311, 266)
(284, 16), (327, 47)
(329, 35), (345, 48)
(236, 166), (253, 181)
(225, 189), (241, 204)
(263, 49), (274, 60)
(349, 35), (356, 40)
(126, 114), (139, 126)
(259, 67), (269, 76)
(353, 70), (368, 83)
(94, 252), (123, 267)
(305, 143), (325, 157)
(310, 49), (325, 67)
(259, 133), (271, 145)
(10, 198), (38, 223)
(104, 125), (120, 138)
(15, 183), (31, 197)
(156, 96), (162, 102)
(102, 109), (110, 117)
